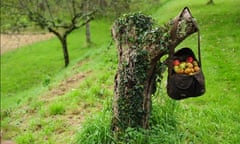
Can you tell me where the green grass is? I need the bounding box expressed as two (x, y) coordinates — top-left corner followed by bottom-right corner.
(1, 18), (115, 143)
(48, 102), (66, 115)
(1, 19), (113, 107)
(1, 0), (240, 143)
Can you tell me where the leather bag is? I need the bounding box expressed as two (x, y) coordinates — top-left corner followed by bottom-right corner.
(167, 31), (206, 100)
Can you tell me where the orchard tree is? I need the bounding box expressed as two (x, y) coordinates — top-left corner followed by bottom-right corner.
(1, 0), (95, 67)
(111, 7), (199, 136)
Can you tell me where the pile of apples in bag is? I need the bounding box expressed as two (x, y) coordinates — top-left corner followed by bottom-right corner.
(172, 56), (200, 75)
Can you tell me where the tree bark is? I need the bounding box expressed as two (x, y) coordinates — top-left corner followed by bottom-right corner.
(111, 7), (199, 134)
(84, 0), (91, 44)
(86, 22), (91, 44)
(48, 28), (70, 67)
(62, 36), (70, 67)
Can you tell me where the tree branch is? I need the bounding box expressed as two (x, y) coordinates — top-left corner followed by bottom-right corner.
(48, 27), (62, 41)
(44, 0), (54, 23)
(168, 7), (198, 48)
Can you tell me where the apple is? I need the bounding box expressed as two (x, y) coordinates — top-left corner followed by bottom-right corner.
(186, 62), (193, 68)
(179, 62), (186, 69)
(173, 59), (180, 66)
(191, 68), (195, 73)
(173, 66), (179, 72)
(192, 61), (198, 66)
(184, 68), (192, 74)
(173, 66), (184, 74)
(186, 56), (194, 63)
(194, 66), (200, 72)
(178, 69), (184, 74)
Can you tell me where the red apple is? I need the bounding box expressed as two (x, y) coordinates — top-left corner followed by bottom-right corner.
(186, 56), (194, 63)
(173, 59), (180, 66)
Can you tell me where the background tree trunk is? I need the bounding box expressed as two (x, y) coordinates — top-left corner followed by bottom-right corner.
(111, 7), (199, 135)
(84, 0), (92, 44)
(61, 36), (70, 67)
(86, 22), (91, 44)
(48, 28), (71, 67)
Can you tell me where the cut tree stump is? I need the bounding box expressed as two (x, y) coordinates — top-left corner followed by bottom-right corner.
(111, 7), (199, 135)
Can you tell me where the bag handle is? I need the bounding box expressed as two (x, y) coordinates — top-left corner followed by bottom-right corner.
(168, 21), (202, 73)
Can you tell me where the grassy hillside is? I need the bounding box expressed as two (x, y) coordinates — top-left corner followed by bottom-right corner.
(1, 0), (240, 143)
(1, 19), (115, 143)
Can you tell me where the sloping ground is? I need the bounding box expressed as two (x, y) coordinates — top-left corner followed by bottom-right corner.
(1, 54), (106, 144)
(1, 66), (102, 143)
(1, 0), (240, 143)
(0, 33), (54, 54)
(41, 71), (91, 102)
(0, 18), (112, 143)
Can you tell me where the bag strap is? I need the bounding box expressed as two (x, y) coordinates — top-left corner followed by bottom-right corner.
(197, 30), (202, 68)
(191, 18), (202, 68)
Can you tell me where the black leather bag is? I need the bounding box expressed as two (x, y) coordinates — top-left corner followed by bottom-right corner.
(167, 48), (205, 100)
(167, 31), (205, 100)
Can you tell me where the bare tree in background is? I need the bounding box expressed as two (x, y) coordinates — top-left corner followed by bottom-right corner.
(1, 0), (95, 67)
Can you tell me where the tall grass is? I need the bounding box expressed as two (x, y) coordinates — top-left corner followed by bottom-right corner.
(75, 90), (182, 144)
(74, 102), (114, 144)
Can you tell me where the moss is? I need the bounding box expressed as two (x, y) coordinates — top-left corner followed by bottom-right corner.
(117, 49), (150, 129)
(113, 12), (169, 132)
(114, 13), (154, 44)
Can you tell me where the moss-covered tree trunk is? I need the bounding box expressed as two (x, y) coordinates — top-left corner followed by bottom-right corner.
(111, 7), (199, 133)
